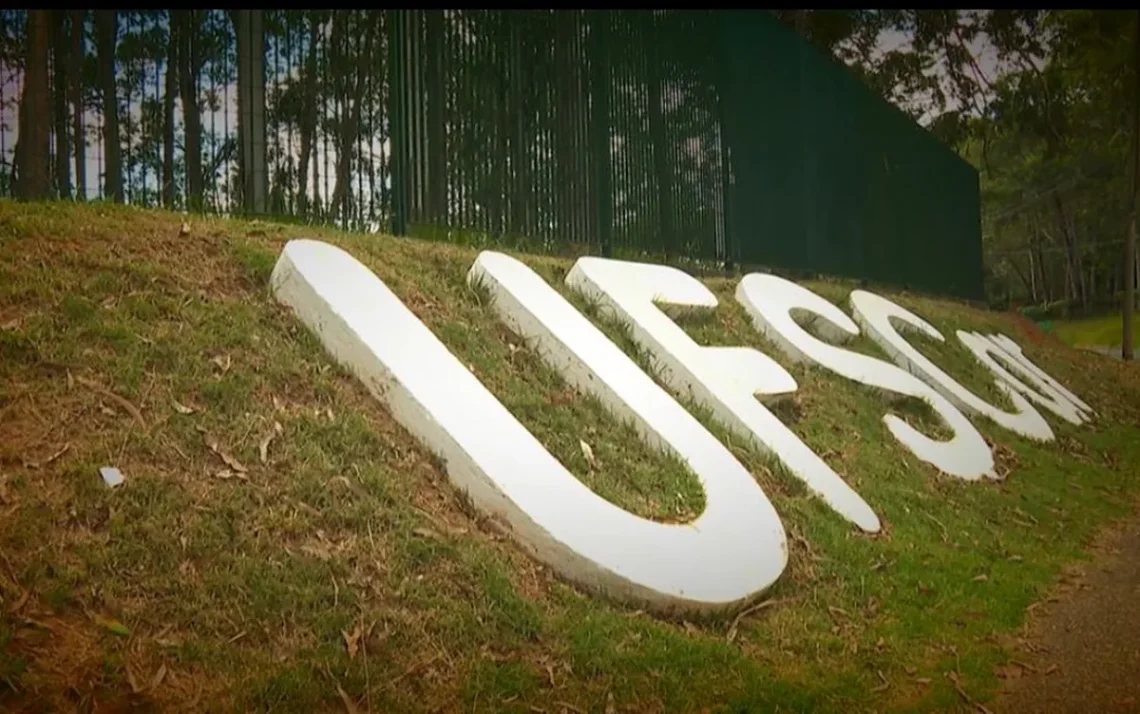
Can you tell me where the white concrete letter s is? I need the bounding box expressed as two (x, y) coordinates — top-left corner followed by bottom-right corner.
(986, 333), (1092, 417)
(848, 290), (1053, 442)
(956, 331), (1090, 426)
(735, 274), (996, 481)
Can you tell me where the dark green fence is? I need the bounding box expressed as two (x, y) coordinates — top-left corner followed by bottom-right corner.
(717, 11), (984, 300)
(0, 9), (982, 300)
(385, 10), (730, 263)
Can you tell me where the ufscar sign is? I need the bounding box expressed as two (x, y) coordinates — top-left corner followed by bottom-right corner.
(270, 239), (1093, 615)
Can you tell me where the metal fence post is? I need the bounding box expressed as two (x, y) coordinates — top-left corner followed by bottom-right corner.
(589, 10), (613, 257)
(236, 9), (267, 215)
(387, 10), (408, 236)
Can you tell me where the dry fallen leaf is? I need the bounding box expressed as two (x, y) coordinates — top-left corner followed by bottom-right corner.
(149, 663), (168, 691)
(172, 399), (196, 415)
(7, 590), (30, 614)
(337, 684), (360, 714)
(205, 435), (247, 473)
(579, 439), (598, 470)
(301, 544), (332, 561)
(93, 614), (130, 637)
(23, 443), (70, 470)
(180, 222), (191, 236)
(259, 422), (282, 464)
(343, 623), (362, 660)
(871, 670), (890, 693)
(77, 377), (146, 429)
(211, 354), (232, 373)
(222, 451), (247, 472)
(126, 662), (143, 693)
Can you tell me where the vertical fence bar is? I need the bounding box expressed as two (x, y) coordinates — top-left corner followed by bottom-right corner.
(589, 9), (612, 256)
(367, 10), (377, 231)
(319, 16), (328, 223)
(386, 9), (405, 235)
(355, 14), (364, 231)
(0, 6), (783, 276)
(124, 13), (133, 206)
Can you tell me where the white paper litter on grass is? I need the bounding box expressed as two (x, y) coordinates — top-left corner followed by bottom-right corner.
(100, 466), (125, 488)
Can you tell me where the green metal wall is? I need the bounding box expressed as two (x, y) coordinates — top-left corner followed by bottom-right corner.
(0, 10), (984, 300)
(716, 11), (985, 300)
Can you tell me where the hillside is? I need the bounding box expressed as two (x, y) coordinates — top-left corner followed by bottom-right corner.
(1, 201), (1138, 713)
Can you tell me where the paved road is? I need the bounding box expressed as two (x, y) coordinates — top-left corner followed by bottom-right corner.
(995, 515), (1140, 713)
(1079, 345), (1126, 361)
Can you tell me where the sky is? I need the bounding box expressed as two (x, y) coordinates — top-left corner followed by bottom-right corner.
(873, 25), (1001, 123)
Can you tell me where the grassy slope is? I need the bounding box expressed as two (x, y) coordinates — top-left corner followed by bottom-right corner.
(1053, 314), (1139, 350)
(1, 201), (1138, 713)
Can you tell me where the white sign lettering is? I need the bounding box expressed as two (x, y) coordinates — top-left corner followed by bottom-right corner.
(271, 240), (1092, 614)
(734, 273), (997, 481)
(848, 290), (1054, 442)
(564, 257), (881, 534)
(957, 331), (1088, 426)
(986, 332), (1093, 417)
(274, 241), (786, 613)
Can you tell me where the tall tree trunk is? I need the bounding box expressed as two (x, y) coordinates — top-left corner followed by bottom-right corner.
(163, 10), (178, 208)
(1052, 195), (1085, 307)
(16, 11), (52, 201)
(1007, 254), (1033, 302)
(70, 10), (86, 200)
(330, 13), (374, 221)
(1027, 249), (1038, 303)
(1125, 9), (1139, 361)
(177, 10), (203, 211)
(51, 11), (71, 199)
(94, 10), (121, 203)
(325, 10), (348, 219)
(1031, 224), (1051, 303)
(297, 11), (320, 219)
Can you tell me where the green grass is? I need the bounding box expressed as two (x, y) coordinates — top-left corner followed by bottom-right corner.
(1, 200), (1139, 712)
(1053, 313), (1139, 350)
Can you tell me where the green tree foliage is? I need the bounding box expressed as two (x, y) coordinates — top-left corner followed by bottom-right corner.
(969, 11), (1136, 311)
